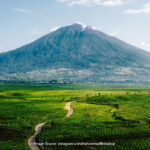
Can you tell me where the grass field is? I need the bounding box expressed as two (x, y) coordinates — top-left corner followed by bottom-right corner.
(0, 84), (150, 150)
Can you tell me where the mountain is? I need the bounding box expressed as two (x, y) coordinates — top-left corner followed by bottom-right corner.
(0, 23), (150, 83)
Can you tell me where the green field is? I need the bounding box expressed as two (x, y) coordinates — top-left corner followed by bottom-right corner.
(0, 84), (150, 150)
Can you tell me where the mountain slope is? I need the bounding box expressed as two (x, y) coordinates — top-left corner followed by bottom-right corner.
(0, 23), (150, 83)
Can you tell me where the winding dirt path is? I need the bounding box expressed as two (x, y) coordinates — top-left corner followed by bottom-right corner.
(28, 101), (75, 150)
(28, 122), (47, 150)
(65, 101), (76, 117)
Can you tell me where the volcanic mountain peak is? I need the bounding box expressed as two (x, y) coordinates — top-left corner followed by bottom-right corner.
(0, 23), (150, 83)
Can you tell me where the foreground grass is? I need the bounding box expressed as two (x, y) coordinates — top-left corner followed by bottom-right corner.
(0, 84), (150, 150)
(37, 93), (150, 150)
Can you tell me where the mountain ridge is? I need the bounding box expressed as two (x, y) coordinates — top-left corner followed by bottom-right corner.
(0, 23), (150, 83)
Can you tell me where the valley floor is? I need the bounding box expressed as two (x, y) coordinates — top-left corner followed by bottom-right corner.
(0, 84), (150, 150)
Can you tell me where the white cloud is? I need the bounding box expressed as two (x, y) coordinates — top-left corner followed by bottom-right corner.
(90, 26), (101, 30)
(75, 21), (86, 26)
(13, 8), (31, 13)
(110, 29), (120, 36)
(57, 0), (129, 7)
(74, 21), (102, 31)
(140, 42), (150, 52)
(74, 21), (87, 30)
(124, 2), (150, 15)
(50, 26), (61, 32)
(31, 29), (43, 36)
(102, 0), (128, 6)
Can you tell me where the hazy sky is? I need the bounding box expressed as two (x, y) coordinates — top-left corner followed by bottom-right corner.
(0, 0), (150, 53)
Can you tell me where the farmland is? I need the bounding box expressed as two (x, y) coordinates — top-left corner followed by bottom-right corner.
(0, 84), (150, 150)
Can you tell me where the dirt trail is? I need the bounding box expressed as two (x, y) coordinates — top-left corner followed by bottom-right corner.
(28, 122), (47, 150)
(28, 101), (75, 150)
(65, 101), (76, 117)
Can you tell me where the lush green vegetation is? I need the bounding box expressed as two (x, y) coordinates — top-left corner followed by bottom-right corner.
(0, 84), (150, 150)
